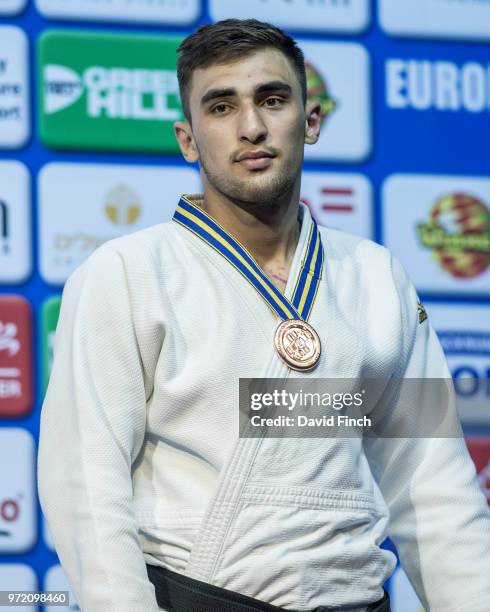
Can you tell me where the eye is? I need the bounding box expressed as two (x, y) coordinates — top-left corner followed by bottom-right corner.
(263, 97), (284, 108)
(211, 103), (230, 115)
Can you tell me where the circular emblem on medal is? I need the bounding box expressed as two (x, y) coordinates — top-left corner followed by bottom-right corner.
(274, 319), (321, 372)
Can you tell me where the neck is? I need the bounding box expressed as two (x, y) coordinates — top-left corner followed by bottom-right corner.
(198, 182), (302, 271)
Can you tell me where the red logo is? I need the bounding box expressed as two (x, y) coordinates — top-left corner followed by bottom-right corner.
(301, 186), (356, 225)
(0, 296), (33, 416)
(0, 497), (20, 539)
(466, 437), (490, 506)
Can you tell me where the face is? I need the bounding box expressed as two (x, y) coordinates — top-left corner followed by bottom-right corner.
(174, 48), (321, 210)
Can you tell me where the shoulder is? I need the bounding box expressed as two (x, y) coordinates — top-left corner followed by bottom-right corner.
(73, 221), (173, 273)
(93, 221), (172, 261)
(318, 225), (393, 274)
(58, 222), (178, 310)
(318, 224), (420, 327)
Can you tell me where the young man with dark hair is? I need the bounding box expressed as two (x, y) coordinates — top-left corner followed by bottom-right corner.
(38, 19), (490, 612)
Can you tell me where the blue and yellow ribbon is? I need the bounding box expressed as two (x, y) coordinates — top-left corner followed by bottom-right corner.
(173, 195), (324, 322)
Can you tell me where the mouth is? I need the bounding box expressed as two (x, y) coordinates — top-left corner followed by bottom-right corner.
(236, 151), (276, 171)
(239, 157), (274, 170)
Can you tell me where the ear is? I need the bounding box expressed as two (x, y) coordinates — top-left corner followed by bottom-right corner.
(304, 101), (322, 146)
(173, 121), (199, 163)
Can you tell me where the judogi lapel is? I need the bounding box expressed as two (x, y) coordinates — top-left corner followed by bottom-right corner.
(173, 195), (323, 584)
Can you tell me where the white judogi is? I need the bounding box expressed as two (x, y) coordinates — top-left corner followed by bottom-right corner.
(38, 197), (490, 612)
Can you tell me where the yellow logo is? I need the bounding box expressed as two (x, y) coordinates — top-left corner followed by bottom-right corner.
(417, 301), (428, 324)
(104, 184), (141, 226)
(417, 192), (490, 279)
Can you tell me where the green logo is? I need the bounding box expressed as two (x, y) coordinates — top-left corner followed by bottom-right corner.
(39, 30), (184, 153)
(41, 296), (61, 396)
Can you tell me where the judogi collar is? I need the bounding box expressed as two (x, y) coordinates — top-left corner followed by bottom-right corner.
(172, 194), (325, 372)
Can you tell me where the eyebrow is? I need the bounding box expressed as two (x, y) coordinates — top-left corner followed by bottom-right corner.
(200, 81), (293, 107)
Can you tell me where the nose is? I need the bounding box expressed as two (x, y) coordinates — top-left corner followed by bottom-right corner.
(237, 103), (267, 145)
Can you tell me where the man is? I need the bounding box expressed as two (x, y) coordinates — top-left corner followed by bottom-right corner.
(38, 19), (490, 612)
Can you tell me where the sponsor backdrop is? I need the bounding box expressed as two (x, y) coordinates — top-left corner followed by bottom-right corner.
(0, 1), (489, 610)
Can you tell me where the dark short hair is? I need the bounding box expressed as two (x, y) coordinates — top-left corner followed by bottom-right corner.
(177, 18), (307, 123)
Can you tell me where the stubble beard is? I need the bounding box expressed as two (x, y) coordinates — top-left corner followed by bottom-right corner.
(199, 151), (300, 215)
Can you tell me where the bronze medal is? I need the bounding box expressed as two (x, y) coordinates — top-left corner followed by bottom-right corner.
(274, 319), (321, 372)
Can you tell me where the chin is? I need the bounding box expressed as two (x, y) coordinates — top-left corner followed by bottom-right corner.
(251, 176), (294, 200)
(236, 185), (294, 208)
(205, 162), (296, 206)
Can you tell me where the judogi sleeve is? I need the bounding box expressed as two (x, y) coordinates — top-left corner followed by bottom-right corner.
(37, 246), (160, 612)
(363, 254), (490, 612)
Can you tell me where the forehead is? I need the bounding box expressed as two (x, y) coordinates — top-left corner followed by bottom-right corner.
(188, 48), (301, 102)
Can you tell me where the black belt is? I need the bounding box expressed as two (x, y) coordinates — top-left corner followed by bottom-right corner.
(146, 564), (391, 612)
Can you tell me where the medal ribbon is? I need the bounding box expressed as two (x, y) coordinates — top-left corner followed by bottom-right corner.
(173, 195), (324, 322)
